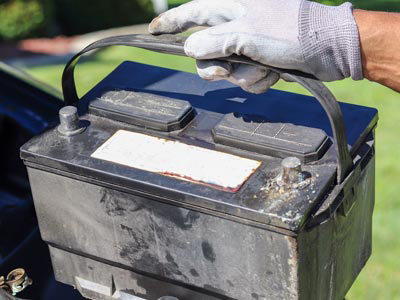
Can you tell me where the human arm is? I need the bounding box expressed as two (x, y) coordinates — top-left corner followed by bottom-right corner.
(149, 0), (400, 93)
(354, 9), (400, 92)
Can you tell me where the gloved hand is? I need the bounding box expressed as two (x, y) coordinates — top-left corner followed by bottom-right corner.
(149, 0), (363, 94)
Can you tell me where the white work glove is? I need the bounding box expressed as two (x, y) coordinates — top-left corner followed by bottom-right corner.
(149, 0), (362, 94)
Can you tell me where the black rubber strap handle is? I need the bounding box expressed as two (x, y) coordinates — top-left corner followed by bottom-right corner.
(61, 34), (352, 184)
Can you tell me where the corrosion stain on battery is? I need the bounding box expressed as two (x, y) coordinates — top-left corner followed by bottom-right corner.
(91, 130), (261, 192)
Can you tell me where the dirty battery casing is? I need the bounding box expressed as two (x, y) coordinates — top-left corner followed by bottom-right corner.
(21, 61), (377, 300)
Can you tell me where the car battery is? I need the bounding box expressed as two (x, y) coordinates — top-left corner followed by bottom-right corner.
(20, 35), (378, 300)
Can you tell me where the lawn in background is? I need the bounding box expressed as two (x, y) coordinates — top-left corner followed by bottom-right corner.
(23, 46), (400, 300)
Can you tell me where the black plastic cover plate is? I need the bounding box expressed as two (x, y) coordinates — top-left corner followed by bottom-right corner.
(88, 88), (195, 132)
(212, 113), (330, 162)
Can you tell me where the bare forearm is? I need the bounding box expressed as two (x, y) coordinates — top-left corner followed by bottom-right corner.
(354, 9), (400, 92)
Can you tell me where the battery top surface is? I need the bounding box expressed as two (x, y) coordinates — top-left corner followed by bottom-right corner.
(21, 62), (377, 232)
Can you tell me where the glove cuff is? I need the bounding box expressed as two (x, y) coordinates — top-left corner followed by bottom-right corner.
(299, 1), (363, 81)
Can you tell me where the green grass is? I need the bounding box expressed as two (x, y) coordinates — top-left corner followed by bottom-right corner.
(23, 46), (400, 299)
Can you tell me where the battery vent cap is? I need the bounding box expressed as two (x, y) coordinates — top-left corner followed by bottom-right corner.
(212, 113), (329, 162)
(89, 89), (194, 132)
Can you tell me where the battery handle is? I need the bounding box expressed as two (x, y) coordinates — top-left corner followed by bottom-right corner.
(61, 34), (352, 184)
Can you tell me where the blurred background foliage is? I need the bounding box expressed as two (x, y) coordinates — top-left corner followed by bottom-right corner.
(0, 0), (399, 41)
(0, 0), (155, 41)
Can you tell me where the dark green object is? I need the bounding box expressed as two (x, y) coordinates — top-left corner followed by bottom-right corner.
(0, 0), (155, 41)
(316, 0), (400, 12)
(0, 0), (54, 41)
(54, 0), (155, 36)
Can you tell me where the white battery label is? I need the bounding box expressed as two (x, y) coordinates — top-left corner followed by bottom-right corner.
(91, 130), (261, 192)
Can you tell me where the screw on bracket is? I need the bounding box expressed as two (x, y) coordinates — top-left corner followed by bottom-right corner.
(1, 268), (32, 297)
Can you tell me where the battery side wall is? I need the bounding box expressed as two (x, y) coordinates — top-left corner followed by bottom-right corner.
(298, 154), (375, 300)
(27, 168), (299, 300)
